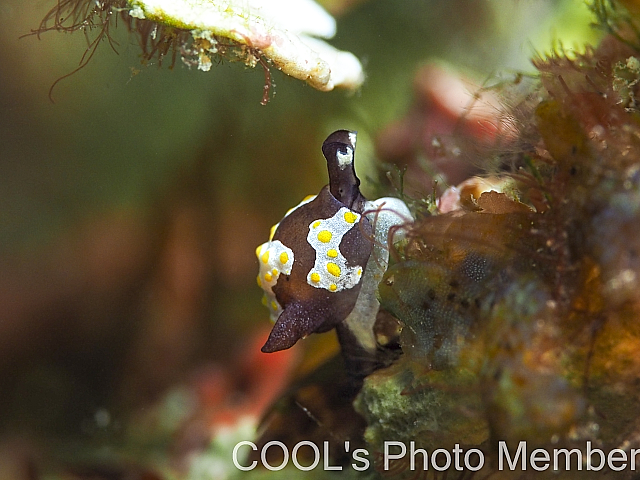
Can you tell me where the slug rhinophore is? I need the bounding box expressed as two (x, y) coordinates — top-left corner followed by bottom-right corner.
(256, 130), (410, 374)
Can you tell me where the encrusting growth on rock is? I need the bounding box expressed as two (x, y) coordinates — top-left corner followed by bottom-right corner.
(354, 2), (640, 475)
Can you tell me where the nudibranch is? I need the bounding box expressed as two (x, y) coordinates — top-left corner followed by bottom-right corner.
(256, 130), (411, 370)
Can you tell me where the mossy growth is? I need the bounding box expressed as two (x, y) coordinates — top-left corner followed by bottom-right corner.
(352, 1), (640, 477)
(355, 360), (488, 453)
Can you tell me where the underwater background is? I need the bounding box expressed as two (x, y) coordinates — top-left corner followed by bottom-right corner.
(1, 0), (628, 478)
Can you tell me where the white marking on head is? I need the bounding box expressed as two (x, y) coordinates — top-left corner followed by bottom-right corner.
(348, 131), (357, 148)
(336, 146), (353, 170)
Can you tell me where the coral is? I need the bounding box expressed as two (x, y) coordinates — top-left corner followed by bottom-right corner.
(30, 0), (364, 103)
(127, 0), (364, 91)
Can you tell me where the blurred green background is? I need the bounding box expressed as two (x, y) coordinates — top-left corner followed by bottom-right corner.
(0, 0), (598, 474)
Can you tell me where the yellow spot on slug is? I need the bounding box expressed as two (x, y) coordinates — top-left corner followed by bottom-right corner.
(310, 272), (321, 283)
(317, 230), (332, 243)
(261, 251), (269, 264)
(255, 246), (262, 258)
(264, 272), (273, 282)
(344, 211), (358, 224)
(312, 220), (321, 229)
(279, 252), (289, 264)
(271, 300), (278, 311)
(327, 249), (338, 258)
(272, 268), (278, 276)
(261, 296), (268, 306)
(256, 275), (262, 287)
(329, 284), (337, 292)
(327, 262), (341, 277)
(357, 268), (363, 276)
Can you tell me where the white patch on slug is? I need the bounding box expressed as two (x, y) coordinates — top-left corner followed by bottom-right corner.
(306, 207), (363, 292)
(255, 240), (294, 322)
